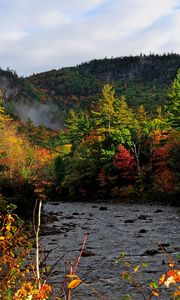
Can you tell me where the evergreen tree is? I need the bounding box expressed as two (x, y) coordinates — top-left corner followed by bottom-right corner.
(65, 110), (92, 153)
(92, 84), (116, 132)
(165, 69), (180, 130)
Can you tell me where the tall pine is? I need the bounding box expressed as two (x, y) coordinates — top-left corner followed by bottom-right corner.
(165, 69), (180, 130)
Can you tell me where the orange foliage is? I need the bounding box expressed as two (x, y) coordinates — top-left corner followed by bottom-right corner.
(34, 146), (52, 168)
(0, 213), (31, 298)
(159, 269), (180, 288)
(152, 134), (175, 192)
(0, 211), (53, 300)
(85, 131), (104, 144)
(35, 284), (52, 299)
(151, 130), (169, 145)
(67, 278), (82, 290)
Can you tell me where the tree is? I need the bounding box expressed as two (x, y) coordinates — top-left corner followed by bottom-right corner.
(92, 84), (116, 132)
(151, 134), (175, 192)
(0, 98), (10, 129)
(165, 69), (180, 130)
(0, 98), (53, 188)
(113, 144), (135, 180)
(92, 85), (136, 170)
(150, 106), (168, 131)
(61, 138), (100, 198)
(114, 95), (134, 128)
(110, 104), (149, 175)
(65, 110), (92, 153)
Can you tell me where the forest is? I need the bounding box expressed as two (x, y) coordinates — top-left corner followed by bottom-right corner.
(0, 53), (179, 128)
(0, 56), (180, 300)
(28, 53), (180, 115)
(0, 65), (180, 209)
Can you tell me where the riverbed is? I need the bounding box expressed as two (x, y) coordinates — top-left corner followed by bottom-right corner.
(40, 201), (180, 299)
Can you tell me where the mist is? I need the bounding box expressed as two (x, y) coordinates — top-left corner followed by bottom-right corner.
(12, 101), (64, 129)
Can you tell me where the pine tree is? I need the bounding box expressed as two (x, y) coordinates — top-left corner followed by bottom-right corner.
(165, 69), (180, 130)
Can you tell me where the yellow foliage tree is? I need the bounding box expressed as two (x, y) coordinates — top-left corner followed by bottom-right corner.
(0, 99), (51, 185)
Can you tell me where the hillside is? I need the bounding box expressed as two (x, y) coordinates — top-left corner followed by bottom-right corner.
(0, 56), (180, 206)
(0, 68), (64, 128)
(29, 54), (180, 111)
(0, 53), (180, 128)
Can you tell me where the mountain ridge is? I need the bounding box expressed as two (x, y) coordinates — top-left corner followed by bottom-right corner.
(0, 53), (180, 128)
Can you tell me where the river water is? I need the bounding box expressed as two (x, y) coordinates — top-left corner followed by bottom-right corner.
(41, 201), (180, 299)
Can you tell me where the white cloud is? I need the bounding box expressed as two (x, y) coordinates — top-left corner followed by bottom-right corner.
(0, 0), (179, 75)
(0, 30), (27, 42)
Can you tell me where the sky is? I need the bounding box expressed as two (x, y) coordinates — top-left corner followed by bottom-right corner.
(0, 0), (179, 76)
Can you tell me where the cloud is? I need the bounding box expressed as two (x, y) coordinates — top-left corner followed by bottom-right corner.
(0, 0), (179, 75)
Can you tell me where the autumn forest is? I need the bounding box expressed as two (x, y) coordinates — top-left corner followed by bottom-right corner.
(0, 55), (180, 211)
(0, 54), (180, 299)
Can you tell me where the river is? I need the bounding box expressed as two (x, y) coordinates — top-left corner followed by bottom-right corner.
(40, 201), (180, 299)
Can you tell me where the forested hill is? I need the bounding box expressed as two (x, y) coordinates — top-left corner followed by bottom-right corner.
(28, 53), (180, 111)
(0, 54), (180, 204)
(0, 53), (180, 127)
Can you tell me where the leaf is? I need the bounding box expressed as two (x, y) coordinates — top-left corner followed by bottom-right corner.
(67, 279), (81, 289)
(168, 260), (175, 268)
(125, 261), (131, 267)
(150, 281), (159, 289)
(172, 289), (180, 299)
(152, 290), (160, 297)
(115, 252), (126, 264)
(159, 274), (165, 285)
(134, 265), (140, 273)
(7, 214), (14, 222)
(6, 223), (11, 231)
(121, 271), (131, 281)
(120, 252), (126, 258)
(164, 276), (176, 288)
(142, 262), (148, 268)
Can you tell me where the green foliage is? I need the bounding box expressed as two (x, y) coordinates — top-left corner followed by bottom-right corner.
(65, 109), (93, 153)
(1, 54), (179, 129)
(0, 56), (180, 203)
(26, 53), (180, 122)
(0, 98), (10, 127)
(165, 69), (180, 130)
(92, 84), (118, 130)
(53, 81), (179, 201)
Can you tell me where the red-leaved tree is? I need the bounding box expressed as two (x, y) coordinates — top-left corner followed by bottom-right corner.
(113, 144), (136, 180)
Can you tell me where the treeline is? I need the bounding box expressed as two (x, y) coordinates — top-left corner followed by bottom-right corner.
(76, 53), (180, 82)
